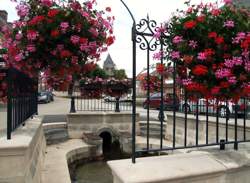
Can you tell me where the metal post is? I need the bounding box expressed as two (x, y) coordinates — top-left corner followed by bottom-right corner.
(120, 0), (137, 164)
(220, 139), (225, 150)
(70, 96), (76, 113)
(7, 68), (12, 140)
(115, 97), (120, 112)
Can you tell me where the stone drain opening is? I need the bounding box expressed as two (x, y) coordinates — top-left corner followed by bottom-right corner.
(99, 131), (112, 157)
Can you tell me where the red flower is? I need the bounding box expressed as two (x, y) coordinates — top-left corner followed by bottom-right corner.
(48, 9), (60, 17)
(220, 81), (229, 88)
(28, 15), (45, 25)
(51, 30), (60, 37)
(192, 65), (208, 76)
(208, 32), (217, 39)
(156, 63), (165, 74)
(80, 38), (88, 44)
(183, 55), (193, 64)
(215, 36), (224, 44)
(184, 20), (197, 29)
(106, 7), (111, 12)
(223, 53), (231, 59)
(211, 87), (220, 95)
(211, 9), (221, 16)
(106, 36), (115, 46)
(204, 48), (215, 56)
(241, 36), (250, 49)
(196, 15), (205, 22)
(60, 50), (72, 58)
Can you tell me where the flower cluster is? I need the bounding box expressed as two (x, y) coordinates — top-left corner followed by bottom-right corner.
(2, 0), (114, 90)
(162, 1), (250, 100)
(79, 77), (131, 98)
(79, 77), (104, 99)
(140, 75), (161, 93)
(0, 70), (7, 103)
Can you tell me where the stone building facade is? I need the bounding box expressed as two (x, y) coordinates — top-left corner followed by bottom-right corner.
(103, 54), (116, 76)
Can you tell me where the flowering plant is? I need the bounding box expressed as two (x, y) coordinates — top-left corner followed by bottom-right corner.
(162, 0), (250, 100)
(2, 0), (114, 90)
(0, 70), (7, 103)
(105, 78), (131, 97)
(79, 77), (103, 98)
(140, 74), (161, 93)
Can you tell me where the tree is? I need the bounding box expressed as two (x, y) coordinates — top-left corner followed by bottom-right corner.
(113, 69), (127, 80)
(87, 65), (108, 79)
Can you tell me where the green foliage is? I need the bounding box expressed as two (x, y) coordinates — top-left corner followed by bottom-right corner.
(113, 69), (127, 80)
(87, 65), (108, 79)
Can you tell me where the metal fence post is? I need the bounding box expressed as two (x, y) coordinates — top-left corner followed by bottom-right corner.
(115, 97), (120, 112)
(70, 96), (76, 113)
(7, 69), (12, 140)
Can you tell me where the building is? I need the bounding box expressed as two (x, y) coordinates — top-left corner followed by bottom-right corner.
(103, 54), (116, 76)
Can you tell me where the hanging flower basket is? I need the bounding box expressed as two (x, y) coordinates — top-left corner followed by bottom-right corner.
(105, 79), (131, 97)
(162, 1), (250, 100)
(79, 77), (103, 99)
(2, 0), (114, 89)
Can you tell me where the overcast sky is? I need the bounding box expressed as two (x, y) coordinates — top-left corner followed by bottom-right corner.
(0, 0), (220, 77)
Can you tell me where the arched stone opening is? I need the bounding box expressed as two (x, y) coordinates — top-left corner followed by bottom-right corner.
(99, 131), (112, 156)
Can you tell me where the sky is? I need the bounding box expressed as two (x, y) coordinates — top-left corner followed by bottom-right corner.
(0, 0), (220, 77)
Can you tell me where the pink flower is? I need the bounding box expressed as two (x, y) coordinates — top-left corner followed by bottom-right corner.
(215, 68), (231, 79)
(89, 28), (99, 37)
(71, 56), (78, 64)
(16, 3), (30, 17)
(225, 57), (243, 68)
(153, 51), (163, 60)
(172, 36), (183, 44)
(27, 44), (36, 52)
(27, 30), (38, 41)
(170, 51), (180, 59)
(228, 76), (237, 84)
(60, 22), (69, 30)
(57, 44), (64, 51)
(223, 0), (232, 5)
(224, 20), (234, 28)
(14, 53), (24, 62)
(188, 40), (197, 48)
(80, 44), (89, 51)
(245, 61), (250, 71)
(197, 52), (207, 60)
(15, 33), (23, 40)
(40, 0), (53, 7)
(70, 35), (80, 44)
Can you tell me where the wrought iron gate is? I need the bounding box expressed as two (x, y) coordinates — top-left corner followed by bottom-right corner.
(131, 16), (250, 163)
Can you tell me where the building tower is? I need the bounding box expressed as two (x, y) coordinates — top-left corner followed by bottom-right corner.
(103, 54), (116, 76)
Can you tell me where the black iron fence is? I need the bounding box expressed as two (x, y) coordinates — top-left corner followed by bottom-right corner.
(6, 68), (38, 139)
(73, 86), (132, 112)
(131, 16), (250, 163)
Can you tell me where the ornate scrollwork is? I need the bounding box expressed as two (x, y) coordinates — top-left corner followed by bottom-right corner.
(135, 16), (161, 51)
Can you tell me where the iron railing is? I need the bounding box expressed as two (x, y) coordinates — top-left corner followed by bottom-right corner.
(6, 68), (38, 139)
(73, 86), (132, 112)
(131, 16), (250, 163)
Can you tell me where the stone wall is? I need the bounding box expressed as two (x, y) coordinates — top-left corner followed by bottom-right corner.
(67, 111), (139, 139)
(108, 144), (250, 183)
(0, 117), (46, 183)
(166, 113), (250, 146)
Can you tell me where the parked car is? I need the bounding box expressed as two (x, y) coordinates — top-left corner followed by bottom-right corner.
(38, 91), (54, 103)
(143, 93), (180, 111)
(180, 98), (250, 118)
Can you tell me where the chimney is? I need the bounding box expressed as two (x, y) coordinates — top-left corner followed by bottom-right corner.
(0, 10), (8, 22)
